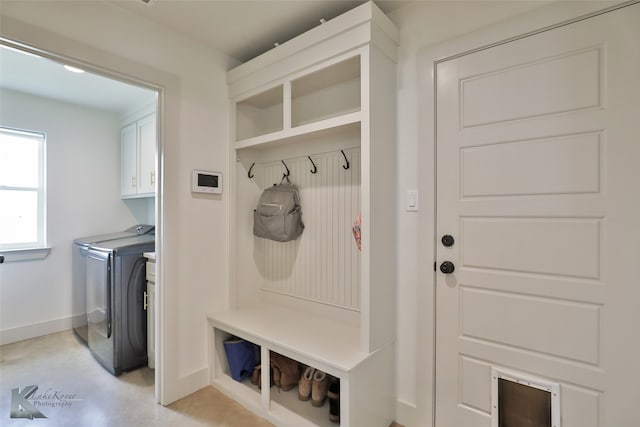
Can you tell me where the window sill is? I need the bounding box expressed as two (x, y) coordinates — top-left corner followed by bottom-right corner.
(0, 247), (51, 263)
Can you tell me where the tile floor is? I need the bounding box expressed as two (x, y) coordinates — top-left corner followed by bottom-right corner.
(0, 330), (274, 427)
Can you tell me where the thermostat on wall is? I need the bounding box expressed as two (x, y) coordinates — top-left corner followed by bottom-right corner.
(192, 170), (222, 194)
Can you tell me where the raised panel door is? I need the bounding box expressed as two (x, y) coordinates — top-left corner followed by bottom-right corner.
(435, 5), (640, 426)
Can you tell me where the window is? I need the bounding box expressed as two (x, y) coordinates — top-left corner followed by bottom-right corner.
(0, 127), (46, 250)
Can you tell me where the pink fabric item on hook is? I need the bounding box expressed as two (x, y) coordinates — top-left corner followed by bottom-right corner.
(352, 214), (361, 251)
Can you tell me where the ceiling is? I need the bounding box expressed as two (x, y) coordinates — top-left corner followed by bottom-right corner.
(0, 0), (410, 113)
(0, 45), (157, 115)
(112, 0), (411, 63)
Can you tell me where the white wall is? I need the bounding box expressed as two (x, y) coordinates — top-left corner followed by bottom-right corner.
(387, 2), (551, 425)
(0, 0), (235, 404)
(0, 88), (146, 344)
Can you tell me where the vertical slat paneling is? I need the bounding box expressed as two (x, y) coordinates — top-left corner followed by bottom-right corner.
(255, 148), (361, 310)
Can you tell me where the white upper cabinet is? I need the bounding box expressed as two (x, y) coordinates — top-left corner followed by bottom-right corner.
(137, 113), (156, 195)
(121, 122), (138, 197)
(121, 112), (156, 199)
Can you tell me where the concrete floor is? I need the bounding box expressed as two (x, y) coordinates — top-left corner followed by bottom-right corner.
(0, 330), (274, 427)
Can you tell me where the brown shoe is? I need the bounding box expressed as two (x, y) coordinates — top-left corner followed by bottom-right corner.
(251, 365), (261, 386)
(311, 370), (328, 407)
(270, 352), (301, 391)
(272, 364), (281, 388)
(298, 366), (315, 401)
(254, 364), (276, 389)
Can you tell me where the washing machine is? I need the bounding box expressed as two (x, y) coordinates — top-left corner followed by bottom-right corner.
(86, 233), (155, 375)
(72, 225), (154, 344)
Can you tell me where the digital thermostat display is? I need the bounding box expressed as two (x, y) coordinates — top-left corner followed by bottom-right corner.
(198, 174), (218, 188)
(192, 170), (222, 194)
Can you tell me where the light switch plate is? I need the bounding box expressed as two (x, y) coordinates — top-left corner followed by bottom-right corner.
(407, 190), (419, 212)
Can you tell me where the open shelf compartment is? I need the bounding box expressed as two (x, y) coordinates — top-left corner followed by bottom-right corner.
(269, 370), (340, 427)
(236, 85), (284, 141)
(212, 319), (344, 427)
(291, 55), (361, 127)
(211, 327), (262, 408)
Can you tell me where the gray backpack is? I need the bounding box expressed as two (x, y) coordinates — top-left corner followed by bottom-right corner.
(253, 178), (304, 242)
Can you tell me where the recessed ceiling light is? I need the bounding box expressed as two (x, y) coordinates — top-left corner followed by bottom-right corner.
(64, 65), (85, 74)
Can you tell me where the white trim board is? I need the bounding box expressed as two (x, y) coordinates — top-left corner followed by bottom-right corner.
(0, 315), (72, 345)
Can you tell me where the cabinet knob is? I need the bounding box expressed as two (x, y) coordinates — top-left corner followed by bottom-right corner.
(151, 171), (155, 185)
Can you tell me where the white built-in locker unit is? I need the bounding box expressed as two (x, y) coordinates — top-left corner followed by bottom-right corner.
(208, 2), (398, 426)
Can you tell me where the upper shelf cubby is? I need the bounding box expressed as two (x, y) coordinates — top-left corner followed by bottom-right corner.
(291, 55), (361, 127)
(233, 54), (362, 149)
(235, 85), (283, 141)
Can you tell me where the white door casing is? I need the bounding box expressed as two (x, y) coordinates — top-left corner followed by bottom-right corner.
(435, 4), (640, 427)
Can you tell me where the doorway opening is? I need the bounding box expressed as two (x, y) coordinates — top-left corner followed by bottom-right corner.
(0, 39), (162, 400)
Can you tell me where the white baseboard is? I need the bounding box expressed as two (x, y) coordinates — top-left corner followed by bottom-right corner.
(396, 399), (418, 427)
(161, 366), (209, 405)
(0, 315), (73, 345)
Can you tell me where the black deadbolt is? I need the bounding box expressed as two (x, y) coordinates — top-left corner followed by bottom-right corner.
(441, 235), (455, 247)
(440, 261), (455, 274)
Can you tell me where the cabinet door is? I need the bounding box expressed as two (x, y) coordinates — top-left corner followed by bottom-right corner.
(138, 113), (156, 195)
(121, 122), (138, 197)
(147, 281), (155, 368)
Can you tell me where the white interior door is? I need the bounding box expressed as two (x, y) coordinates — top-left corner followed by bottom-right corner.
(435, 4), (640, 427)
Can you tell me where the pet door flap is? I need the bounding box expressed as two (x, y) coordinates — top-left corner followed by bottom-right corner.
(491, 368), (560, 427)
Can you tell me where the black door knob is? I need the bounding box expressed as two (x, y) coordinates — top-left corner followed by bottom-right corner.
(440, 261), (455, 274)
(441, 235), (455, 247)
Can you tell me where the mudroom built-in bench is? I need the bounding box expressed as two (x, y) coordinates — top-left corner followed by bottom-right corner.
(208, 3), (398, 426)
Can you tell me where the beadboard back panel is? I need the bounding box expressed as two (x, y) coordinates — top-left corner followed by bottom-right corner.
(256, 147), (361, 311)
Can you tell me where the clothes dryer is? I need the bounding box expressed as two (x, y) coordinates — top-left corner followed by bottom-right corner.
(86, 234), (154, 375)
(72, 225), (154, 343)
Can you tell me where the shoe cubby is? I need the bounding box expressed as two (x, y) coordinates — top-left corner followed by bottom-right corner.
(270, 352), (340, 427)
(210, 318), (346, 427)
(213, 2), (398, 426)
(209, 305), (395, 427)
(270, 380), (339, 427)
(210, 328), (262, 407)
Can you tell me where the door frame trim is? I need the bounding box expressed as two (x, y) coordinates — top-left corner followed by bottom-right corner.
(415, 1), (637, 426)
